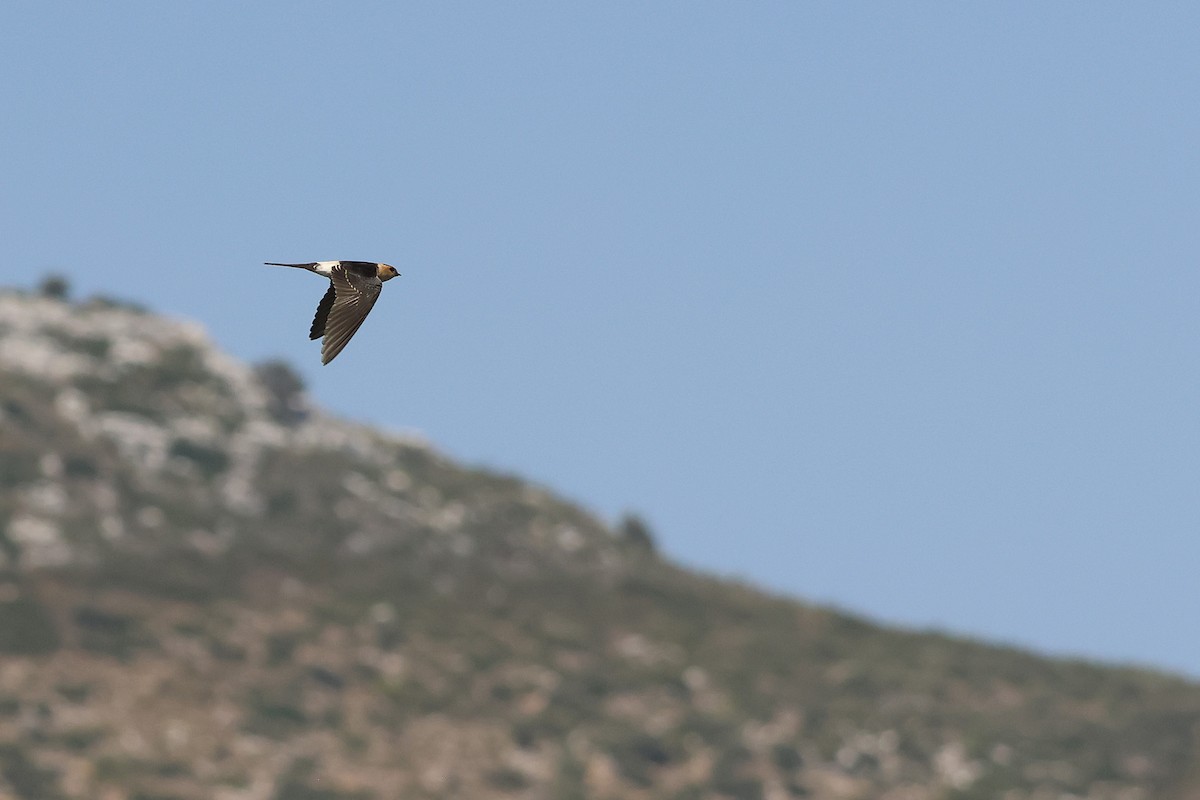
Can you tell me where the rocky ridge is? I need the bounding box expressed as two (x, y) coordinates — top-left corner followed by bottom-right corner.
(1, 286), (1199, 800)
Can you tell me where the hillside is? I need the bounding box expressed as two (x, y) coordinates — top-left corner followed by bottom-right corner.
(1, 284), (1198, 800)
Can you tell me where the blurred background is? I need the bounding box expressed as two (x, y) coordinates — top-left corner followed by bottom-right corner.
(5, 1), (1200, 675)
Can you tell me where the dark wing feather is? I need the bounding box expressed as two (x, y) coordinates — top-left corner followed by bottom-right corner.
(309, 284), (336, 340)
(320, 265), (382, 364)
(340, 261), (379, 278)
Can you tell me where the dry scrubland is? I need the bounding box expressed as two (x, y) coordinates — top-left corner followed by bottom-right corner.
(1, 286), (1199, 800)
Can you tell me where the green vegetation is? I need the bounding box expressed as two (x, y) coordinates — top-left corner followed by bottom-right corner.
(168, 438), (230, 476)
(0, 596), (60, 654)
(0, 743), (63, 799)
(74, 605), (154, 660)
(243, 688), (310, 739)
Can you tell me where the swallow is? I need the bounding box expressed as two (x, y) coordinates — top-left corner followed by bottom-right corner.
(265, 261), (400, 364)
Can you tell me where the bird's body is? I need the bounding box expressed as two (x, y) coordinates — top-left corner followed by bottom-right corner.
(265, 261), (400, 364)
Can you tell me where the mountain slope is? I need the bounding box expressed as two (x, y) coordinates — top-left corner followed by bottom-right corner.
(1, 285), (1198, 800)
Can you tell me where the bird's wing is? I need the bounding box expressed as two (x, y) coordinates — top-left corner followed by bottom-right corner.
(319, 265), (383, 364)
(339, 261), (380, 277)
(309, 285), (336, 340)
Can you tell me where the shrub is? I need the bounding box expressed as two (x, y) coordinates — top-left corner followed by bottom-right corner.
(37, 274), (70, 300)
(255, 360), (309, 425)
(618, 513), (657, 554)
(485, 767), (530, 792)
(772, 743), (804, 771)
(0, 598), (60, 655)
(74, 606), (151, 660)
(243, 693), (308, 740)
(0, 743), (62, 799)
(168, 439), (230, 477)
(601, 727), (679, 787)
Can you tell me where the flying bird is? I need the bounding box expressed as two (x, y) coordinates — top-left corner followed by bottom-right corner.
(265, 261), (400, 364)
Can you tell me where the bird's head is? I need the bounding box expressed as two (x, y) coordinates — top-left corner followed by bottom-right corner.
(377, 263), (401, 281)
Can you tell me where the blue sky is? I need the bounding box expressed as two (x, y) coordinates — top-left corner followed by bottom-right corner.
(4, 3), (1199, 677)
